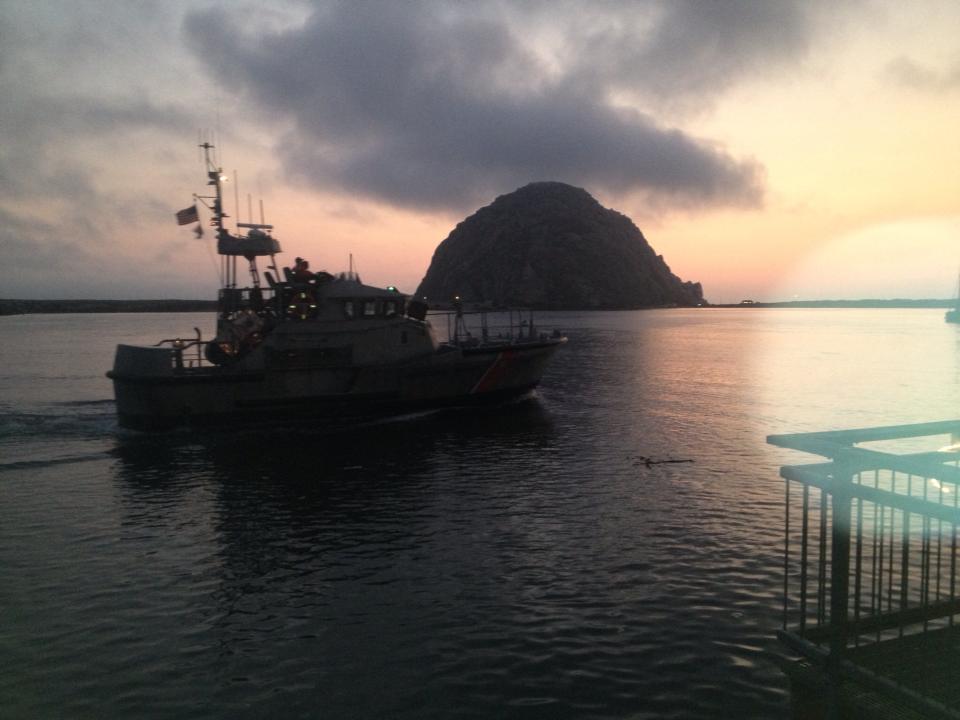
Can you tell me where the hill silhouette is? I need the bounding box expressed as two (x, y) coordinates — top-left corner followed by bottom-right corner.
(416, 182), (703, 309)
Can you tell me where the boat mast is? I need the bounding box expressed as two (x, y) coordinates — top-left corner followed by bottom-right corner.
(199, 143), (228, 235)
(198, 142), (233, 288)
(196, 141), (277, 299)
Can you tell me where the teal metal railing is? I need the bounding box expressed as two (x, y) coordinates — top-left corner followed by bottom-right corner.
(769, 420), (960, 719)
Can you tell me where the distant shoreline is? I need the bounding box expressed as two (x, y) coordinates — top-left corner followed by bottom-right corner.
(1, 297), (955, 315)
(710, 299), (954, 309)
(0, 299), (218, 315)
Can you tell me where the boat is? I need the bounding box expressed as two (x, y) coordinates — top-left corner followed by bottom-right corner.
(947, 272), (960, 323)
(106, 143), (566, 430)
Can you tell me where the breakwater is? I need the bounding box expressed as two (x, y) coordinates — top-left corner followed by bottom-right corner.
(0, 299), (217, 315)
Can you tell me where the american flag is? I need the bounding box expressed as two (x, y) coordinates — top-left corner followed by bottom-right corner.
(175, 205), (199, 225)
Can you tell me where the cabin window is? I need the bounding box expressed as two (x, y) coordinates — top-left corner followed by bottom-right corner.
(363, 300), (376, 317)
(384, 300), (397, 318)
(343, 300), (355, 318)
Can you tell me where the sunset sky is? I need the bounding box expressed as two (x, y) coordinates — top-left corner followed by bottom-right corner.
(3, 0), (959, 303)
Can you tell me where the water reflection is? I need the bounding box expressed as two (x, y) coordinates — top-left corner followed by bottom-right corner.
(110, 396), (559, 570)
(109, 399), (570, 718)
(111, 395), (555, 490)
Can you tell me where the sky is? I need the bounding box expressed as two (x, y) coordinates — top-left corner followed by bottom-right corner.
(2, 0), (959, 303)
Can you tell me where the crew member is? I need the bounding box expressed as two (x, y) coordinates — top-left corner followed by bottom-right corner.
(293, 257), (313, 283)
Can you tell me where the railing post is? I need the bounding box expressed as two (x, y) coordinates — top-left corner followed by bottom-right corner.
(828, 451), (853, 717)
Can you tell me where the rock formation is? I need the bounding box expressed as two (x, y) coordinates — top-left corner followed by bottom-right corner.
(415, 182), (704, 309)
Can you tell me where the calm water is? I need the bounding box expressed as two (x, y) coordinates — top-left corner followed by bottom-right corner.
(3, 308), (960, 719)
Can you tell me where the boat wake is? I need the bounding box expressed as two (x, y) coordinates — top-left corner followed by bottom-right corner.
(0, 407), (115, 439)
(52, 399), (117, 408)
(0, 452), (111, 473)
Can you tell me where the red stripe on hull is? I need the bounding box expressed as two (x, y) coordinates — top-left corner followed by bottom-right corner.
(470, 350), (518, 394)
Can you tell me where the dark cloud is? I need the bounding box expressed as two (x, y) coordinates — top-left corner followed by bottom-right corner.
(0, 1), (205, 196)
(562, 0), (824, 101)
(885, 55), (960, 91)
(0, 2), (216, 298)
(0, 206), (98, 293)
(0, 200), (212, 299)
(182, 1), (794, 213)
(0, 90), (193, 199)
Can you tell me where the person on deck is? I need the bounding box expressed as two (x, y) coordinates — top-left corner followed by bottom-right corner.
(293, 257), (313, 283)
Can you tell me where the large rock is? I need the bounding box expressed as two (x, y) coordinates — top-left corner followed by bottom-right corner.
(415, 182), (704, 309)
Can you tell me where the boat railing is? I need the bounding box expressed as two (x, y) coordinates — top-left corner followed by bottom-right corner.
(430, 307), (558, 346)
(153, 327), (208, 369)
(216, 279), (331, 320)
(218, 285), (280, 317)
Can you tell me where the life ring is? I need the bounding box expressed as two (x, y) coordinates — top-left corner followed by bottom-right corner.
(204, 339), (236, 366)
(286, 290), (318, 320)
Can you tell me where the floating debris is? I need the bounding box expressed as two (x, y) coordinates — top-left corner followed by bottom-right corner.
(634, 456), (694, 468)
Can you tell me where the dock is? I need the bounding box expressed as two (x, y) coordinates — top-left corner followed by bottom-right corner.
(769, 420), (960, 719)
